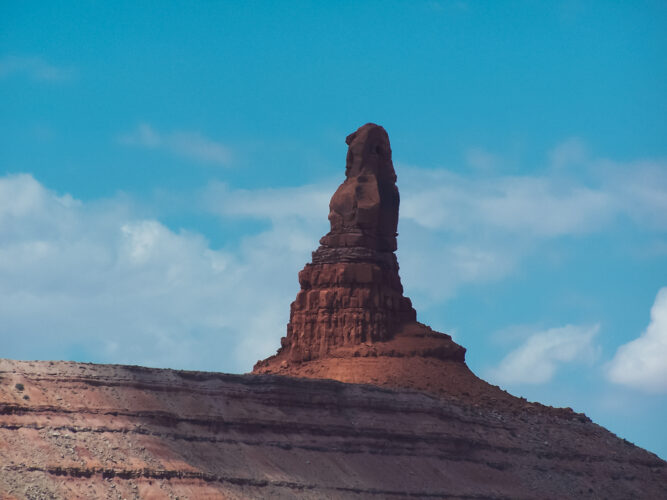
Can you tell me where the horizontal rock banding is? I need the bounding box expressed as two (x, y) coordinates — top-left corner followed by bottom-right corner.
(287, 261), (416, 361)
(279, 123), (418, 363)
(2, 360), (665, 499)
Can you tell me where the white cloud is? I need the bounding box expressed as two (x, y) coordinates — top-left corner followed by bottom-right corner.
(397, 233), (515, 305)
(465, 147), (499, 171)
(396, 165), (613, 305)
(0, 173), (316, 373)
(202, 180), (331, 224)
(607, 288), (667, 393)
(0, 55), (74, 82)
(488, 324), (600, 385)
(400, 145), (667, 238)
(548, 137), (588, 169)
(601, 160), (667, 230)
(476, 178), (611, 237)
(400, 167), (614, 237)
(394, 147), (667, 306)
(119, 123), (231, 166)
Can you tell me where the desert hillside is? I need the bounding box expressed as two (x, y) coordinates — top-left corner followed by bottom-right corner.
(1, 359), (665, 500)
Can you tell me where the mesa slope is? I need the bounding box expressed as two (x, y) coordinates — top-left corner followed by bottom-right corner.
(1, 359), (665, 500)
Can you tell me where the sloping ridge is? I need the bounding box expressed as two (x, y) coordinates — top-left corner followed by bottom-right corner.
(1, 359), (665, 499)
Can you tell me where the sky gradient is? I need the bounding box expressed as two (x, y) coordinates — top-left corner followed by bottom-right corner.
(1, 1), (666, 458)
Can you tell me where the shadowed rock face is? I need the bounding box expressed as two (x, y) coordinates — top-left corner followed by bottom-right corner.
(254, 123), (466, 384)
(1, 360), (665, 500)
(324, 123), (399, 252)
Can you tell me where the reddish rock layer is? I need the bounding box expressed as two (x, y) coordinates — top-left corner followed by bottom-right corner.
(2, 360), (666, 499)
(255, 123), (465, 375)
(285, 261), (419, 361)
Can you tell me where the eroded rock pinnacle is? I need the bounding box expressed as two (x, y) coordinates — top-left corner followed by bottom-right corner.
(254, 124), (467, 387)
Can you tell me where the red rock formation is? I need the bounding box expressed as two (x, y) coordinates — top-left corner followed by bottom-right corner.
(254, 123), (467, 390)
(2, 360), (665, 499)
(2, 125), (666, 498)
(284, 123), (420, 361)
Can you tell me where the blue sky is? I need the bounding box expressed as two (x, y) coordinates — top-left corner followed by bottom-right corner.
(1, 1), (666, 458)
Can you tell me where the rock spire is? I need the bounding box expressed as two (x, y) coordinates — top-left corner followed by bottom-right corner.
(254, 124), (468, 389)
(283, 123), (418, 362)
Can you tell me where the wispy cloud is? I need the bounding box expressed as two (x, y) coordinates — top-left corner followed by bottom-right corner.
(401, 141), (667, 238)
(607, 288), (667, 393)
(488, 324), (600, 385)
(548, 137), (589, 169)
(119, 123), (231, 166)
(203, 180), (331, 223)
(400, 167), (614, 237)
(465, 147), (500, 171)
(0, 55), (74, 82)
(393, 143), (667, 304)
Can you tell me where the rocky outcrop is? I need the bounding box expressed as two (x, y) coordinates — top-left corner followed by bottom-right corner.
(1, 360), (665, 500)
(254, 124), (466, 381)
(279, 123), (421, 361)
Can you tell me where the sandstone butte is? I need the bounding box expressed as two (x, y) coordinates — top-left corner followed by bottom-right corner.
(1, 124), (665, 499)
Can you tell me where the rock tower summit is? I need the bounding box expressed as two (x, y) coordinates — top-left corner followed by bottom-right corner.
(255, 124), (476, 395)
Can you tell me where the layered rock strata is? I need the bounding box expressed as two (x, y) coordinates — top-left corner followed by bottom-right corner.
(255, 123), (466, 377)
(1, 360), (665, 499)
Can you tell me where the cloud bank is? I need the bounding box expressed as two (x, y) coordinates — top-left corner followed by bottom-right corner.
(0, 174), (314, 372)
(607, 288), (667, 393)
(395, 152), (667, 304)
(489, 324), (600, 385)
